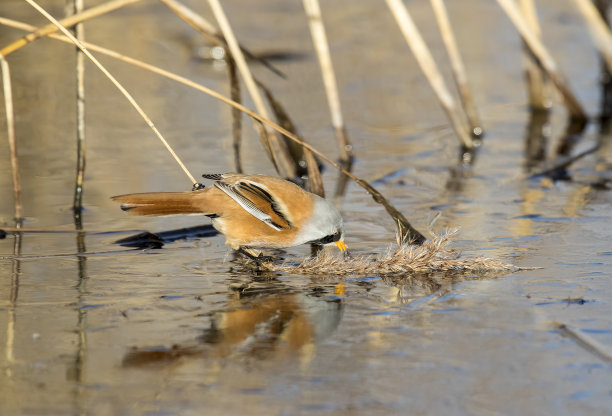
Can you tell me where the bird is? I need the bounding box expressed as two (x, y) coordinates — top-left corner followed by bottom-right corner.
(112, 173), (346, 258)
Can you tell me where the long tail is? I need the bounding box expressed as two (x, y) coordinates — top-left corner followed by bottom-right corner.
(112, 190), (214, 216)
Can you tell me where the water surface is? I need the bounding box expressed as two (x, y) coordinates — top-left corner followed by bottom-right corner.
(1, 0), (611, 414)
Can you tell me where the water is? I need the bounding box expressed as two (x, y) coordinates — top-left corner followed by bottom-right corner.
(1, 0), (612, 414)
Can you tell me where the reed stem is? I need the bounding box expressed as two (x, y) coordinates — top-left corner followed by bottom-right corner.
(68, 0), (87, 215)
(385, 0), (474, 149)
(573, 0), (612, 74)
(430, 0), (483, 137)
(1, 0), (143, 57)
(556, 322), (612, 362)
(227, 55), (243, 173)
(2, 13), (423, 242)
(256, 80), (324, 187)
(302, 0), (354, 163)
(0, 54), (22, 222)
(159, 0), (284, 79)
(496, 0), (587, 122)
(24, 0), (198, 185)
(519, 0), (550, 111)
(207, 0), (297, 179)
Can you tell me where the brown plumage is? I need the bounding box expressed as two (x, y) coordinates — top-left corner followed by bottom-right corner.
(112, 173), (346, 252)
(112, 191), (220, 216)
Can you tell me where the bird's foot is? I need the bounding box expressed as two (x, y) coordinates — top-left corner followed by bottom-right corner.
(238, 248), (276, 264)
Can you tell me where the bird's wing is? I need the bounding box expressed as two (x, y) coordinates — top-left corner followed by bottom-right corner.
(214, 180), (292, 231)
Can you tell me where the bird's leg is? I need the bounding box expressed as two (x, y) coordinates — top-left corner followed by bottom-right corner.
(238, 247), (261, 259)
(237, 247), (276, 263)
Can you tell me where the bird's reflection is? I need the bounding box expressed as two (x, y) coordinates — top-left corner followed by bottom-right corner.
(122, 279), (344, 367)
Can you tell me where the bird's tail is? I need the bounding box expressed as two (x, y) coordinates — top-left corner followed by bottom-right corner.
(112, 190), (213, 216)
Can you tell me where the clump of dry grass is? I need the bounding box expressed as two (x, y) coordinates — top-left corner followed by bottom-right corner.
(262, 230), (517, 276)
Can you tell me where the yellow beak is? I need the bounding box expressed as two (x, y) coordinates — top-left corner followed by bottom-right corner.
(335, 240), (347, 252)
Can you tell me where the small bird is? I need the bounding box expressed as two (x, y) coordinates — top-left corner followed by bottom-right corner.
(112, 173), (346, 257)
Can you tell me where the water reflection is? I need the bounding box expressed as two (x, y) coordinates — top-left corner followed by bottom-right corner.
(2, 0), (612, 412)
(122, 279), (344, 367)
(119, 270), (490, 369)
(4, 230), (21, 377)
(445, 142), (479, 193)
(524, 109), (550, 173)
(555, 119), (588, 160)
(66, 210), (88, 415)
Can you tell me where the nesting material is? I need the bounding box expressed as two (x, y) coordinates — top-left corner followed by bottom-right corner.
(262, 231), (517, 276)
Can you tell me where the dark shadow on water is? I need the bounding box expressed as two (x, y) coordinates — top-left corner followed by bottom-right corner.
(114, 224), (219, 249)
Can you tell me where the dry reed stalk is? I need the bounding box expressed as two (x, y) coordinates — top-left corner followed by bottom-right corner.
(529, 144), (598, 179)
(227, 55), (243, 173)
(159, 0), (284, 78)
(160, 0), (301, 174)
(496, 0), (587, 122)
(256, 80), (325, 196)
(304, 149), (325, 197)
(1, 16), (323, 173)
(1, 0), (143, 57)
(262, 231), (516, 276)
(160, 0), (219, 38)
(385, 0), (474, 149)
(65, 1), (89, 330)
(24, 0), (198, 185)
(519, 0), (550, 111)
(0, 54), (22, 222)
(430, 0), (483, 137)
(301, 0), (353, 200)
(302, 0), (354, 165)
(572, 0), (612, 74)
(556, 322), (612, 362)
(0, 19), (342, 182)
(207, 0), (297, 179)
(256, 69), (326, 247)
(0, 17), (423, 242)
(67, 0), (87, 216)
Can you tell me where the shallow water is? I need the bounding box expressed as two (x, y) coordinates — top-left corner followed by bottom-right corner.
(1, 0), (612, 414)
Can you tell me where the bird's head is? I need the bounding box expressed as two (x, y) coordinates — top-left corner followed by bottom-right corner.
(301, 196), (346, 252)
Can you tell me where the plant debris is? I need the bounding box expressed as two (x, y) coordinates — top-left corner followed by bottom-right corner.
(260, 230), (518, 276)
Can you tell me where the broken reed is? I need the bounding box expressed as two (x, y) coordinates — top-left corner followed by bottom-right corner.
(519, 0), (551, 111)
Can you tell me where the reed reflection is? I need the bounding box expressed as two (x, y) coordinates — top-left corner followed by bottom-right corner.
(445, 145), (477, 193)
(5, 228), (21, 377)
(524, 109), (550, 173)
